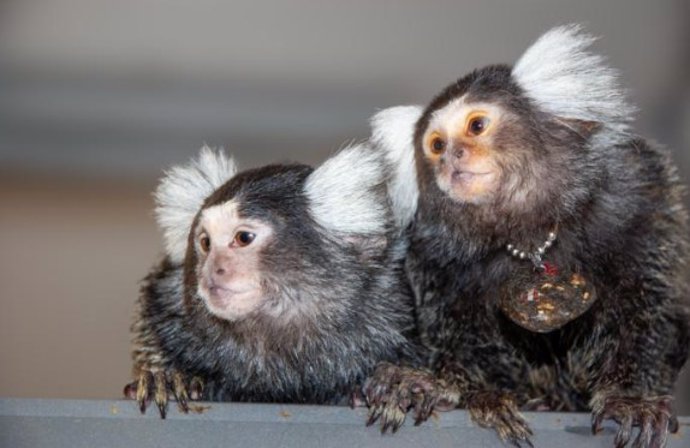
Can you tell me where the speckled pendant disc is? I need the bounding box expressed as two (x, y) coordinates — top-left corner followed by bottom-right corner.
(500, 264), (596, 333)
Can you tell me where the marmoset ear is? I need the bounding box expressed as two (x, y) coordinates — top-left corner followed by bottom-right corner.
(512, 24), (634, 143)
(304, 143), (390, 240)
(370, 105), (423, 229)
(554, 117), (602, 140)
(155, 146), (238, 263)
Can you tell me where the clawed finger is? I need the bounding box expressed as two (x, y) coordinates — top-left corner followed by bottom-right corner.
(189, 376), (204, 400)
(123, 381), (138, 400)
(153, 371), (168, 419)
(497, 411), (532, 447)
(380, 404), (406, 434)
(631, 412), (654, 448)
(668, 415), (679, 434)
(592, 411), (605, 435)
(650, 412), (674, 448)
(414, 393), (436, 425)
(172, 372), (189, 413)
(506, 434), (534, 448)
(136, 371), (153, 413)
(614, 413), (633, 448)
(509, 413), (533, 440)
(366, 405), (383, 427)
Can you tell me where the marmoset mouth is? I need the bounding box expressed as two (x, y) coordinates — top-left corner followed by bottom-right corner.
(208, 284), (253, 296)
(204, 283), (256, 307)
(451, 170), (493, 182)
(440, 168), (498, 204)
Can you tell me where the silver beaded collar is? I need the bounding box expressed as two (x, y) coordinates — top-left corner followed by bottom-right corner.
(506, 230), (557, 270)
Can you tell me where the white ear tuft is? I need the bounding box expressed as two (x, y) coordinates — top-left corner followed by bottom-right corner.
(370, 105), (423, 229)
(155, 146), (237, 263)
(305, 143), (389, 236)
(512, 24), (634, 137)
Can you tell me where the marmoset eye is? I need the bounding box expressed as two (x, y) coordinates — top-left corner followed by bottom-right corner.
(467, 115), (490, 136)
(199, 233), (211, 253)
(431, 137), (446, 154)
(234, 231), (256, 247)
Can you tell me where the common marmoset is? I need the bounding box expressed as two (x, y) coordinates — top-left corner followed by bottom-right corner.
(125, 145), (418, 417)
(365, 25), (689, 447)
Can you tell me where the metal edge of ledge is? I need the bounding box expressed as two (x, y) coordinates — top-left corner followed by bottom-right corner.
(0, 398), (688, 448)
(0, 398), (610, 428)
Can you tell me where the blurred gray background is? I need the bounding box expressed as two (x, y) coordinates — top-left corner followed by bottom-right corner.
(0, 0), (688, 412)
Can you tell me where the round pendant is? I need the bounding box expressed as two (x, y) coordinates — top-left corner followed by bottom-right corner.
(500, 267), (596, 333)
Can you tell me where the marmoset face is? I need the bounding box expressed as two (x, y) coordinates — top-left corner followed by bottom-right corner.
(420, 98), (504, 204)
(193, 200), (272, 321)
(418, 90), (566, 213)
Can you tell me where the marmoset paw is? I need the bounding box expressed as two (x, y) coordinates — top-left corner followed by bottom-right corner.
(363, 362), (457, 433)
(468, 390), (533, 447)
(123, 370), (204, 418)
(591, 394), (678, 448)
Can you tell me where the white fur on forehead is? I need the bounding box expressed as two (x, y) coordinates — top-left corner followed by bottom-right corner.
(370, 105), (423, 229)
(305, 143), (388, 235)
(155, 146), (238, 263)
(512, 24), (634, 136)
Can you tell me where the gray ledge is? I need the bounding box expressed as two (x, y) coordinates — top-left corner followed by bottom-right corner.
(1, 398), (688, 447)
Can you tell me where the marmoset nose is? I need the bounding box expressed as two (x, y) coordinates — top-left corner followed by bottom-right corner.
(452, 147), (465, 160)
(210, 254), (234, 280)
(211, 265), (233, 285)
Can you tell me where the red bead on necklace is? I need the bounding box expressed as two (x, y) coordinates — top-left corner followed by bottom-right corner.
(542, 262), (559, 277)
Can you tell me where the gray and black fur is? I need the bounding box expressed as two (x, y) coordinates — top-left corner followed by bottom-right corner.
(126, 145), (419, 416)
(365, 25), (689, 447)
